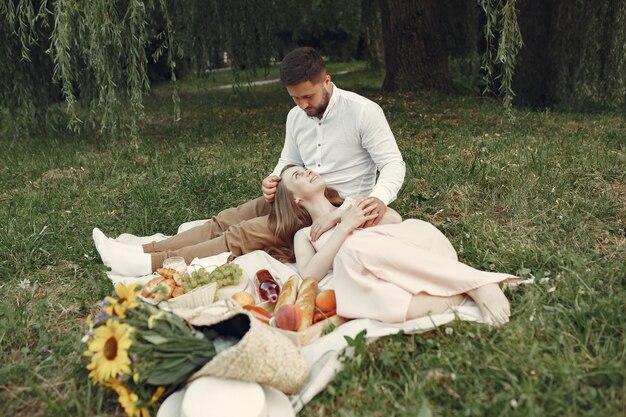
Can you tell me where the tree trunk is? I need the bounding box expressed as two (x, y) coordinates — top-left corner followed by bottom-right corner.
(513, 0), (626, 109)
(379, 0), (452, 92)
(361, 0), (384, 69)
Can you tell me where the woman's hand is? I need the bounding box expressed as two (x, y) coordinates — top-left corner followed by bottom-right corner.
(310, 210), (342, 242)
(339, 198), (379, 232)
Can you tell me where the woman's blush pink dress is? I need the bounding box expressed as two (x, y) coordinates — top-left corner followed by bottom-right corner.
(300, 201), (515, 323)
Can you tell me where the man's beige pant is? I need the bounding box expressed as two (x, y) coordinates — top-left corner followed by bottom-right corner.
(142, 197), (278, 271)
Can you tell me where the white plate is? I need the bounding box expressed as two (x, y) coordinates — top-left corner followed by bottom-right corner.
(262, 385), (295, 417)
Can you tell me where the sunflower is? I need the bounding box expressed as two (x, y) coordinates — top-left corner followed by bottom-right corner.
(151, 386), (166, 405)
(107, 379), (151, 417)
(84, 319), (132, 384)
(104, 283), (141, 318)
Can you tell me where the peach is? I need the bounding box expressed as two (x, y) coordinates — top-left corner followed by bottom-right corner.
(315, 290), (336, 313)
(232, 291), (255, 307)
(275, 304), (303, 332)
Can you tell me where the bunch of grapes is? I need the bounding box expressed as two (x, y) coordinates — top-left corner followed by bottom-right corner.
(183, 263), (243, 292)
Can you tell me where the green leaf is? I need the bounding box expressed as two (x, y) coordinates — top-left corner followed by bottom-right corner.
(141, 332), (170, 345)
(147, 360), (202, 386)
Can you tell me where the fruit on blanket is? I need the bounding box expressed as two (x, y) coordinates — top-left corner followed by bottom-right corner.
(313, 309), (336, 324)
(243, 305), (272, 324)
(315, 290), (336, 313)
(232, 291), (255, 307)
(275, 304), (303, 331)
(183, 263), (242, 292)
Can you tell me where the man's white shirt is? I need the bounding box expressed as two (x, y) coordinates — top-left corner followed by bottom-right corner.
(272, 84), (405, 205)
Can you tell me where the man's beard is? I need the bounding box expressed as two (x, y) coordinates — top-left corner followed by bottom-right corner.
(305, 88), (331, 118)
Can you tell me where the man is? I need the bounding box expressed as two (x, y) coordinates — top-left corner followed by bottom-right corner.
(93, 47), (405, 276)
(265, 47), (405, 239)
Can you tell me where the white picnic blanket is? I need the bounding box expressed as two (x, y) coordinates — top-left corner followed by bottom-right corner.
(106, 229), (494, 417)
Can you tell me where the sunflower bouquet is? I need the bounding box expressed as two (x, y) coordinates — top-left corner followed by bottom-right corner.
(82, 282), (223, 417)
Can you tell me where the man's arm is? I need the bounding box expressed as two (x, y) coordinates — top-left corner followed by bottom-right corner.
(357, 101), (405, 226)
(359, 101), (406, 206)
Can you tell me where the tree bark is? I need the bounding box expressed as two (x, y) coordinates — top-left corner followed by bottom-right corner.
(361, 0), (384, 69)
(379, 0), (452, 92)
(513, 0), (626, 109)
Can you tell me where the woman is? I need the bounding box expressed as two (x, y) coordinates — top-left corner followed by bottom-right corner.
(270, 165), (517, 326)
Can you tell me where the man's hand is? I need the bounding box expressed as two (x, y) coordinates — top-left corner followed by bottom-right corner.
(339, 199), (379, 232)
(358, 196), (386, 228)
(310, 210), (342, 242)
(262, 175), (281, 203)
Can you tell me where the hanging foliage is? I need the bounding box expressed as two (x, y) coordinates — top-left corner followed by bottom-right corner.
(0, 1), (58, 133)
(0, 0), (181, 137)
(479, 0), (524, 112)
(0, 0), (278, 138)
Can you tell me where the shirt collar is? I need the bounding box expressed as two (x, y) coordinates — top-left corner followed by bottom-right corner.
(324, 82), (340, 118)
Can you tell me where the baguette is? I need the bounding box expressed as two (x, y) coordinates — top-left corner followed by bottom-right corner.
(274, 275), (300, 312)
(294, 277), (317, 331)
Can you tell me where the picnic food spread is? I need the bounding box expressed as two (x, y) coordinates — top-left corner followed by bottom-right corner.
(143, 263), (343, 345)
(141, 262), (243, 302)
(233, 270), (340, 339)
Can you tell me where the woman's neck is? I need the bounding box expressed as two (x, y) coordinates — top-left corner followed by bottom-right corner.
(301, 195), (337, 221)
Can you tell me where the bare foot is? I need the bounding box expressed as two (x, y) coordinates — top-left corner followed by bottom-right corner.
(406, 293), (467, 320)
(466, 283), (511, 326)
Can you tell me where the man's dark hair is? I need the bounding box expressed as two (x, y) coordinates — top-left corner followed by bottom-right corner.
(279, 47), (327, 87)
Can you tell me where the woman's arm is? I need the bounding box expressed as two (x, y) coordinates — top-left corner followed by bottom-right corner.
(294, 201), (378, 281)
(293, 227), (351, 281)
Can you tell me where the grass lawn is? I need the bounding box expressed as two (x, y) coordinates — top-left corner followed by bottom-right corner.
(0, 64), (624, 417)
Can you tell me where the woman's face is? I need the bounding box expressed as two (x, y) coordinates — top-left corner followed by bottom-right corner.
(281, 166), (326, 200)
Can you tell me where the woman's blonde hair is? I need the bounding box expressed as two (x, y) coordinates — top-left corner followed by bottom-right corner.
(267, 165), (343, 262)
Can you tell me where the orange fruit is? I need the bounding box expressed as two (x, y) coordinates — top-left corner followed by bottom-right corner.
(315, 290), (336, 313)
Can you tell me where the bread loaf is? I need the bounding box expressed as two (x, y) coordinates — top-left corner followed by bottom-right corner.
(274, 275), (300, 312)
(294, 277), (317, 331)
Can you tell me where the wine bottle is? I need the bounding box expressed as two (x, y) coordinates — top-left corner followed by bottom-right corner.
(255, 269), (280, 303)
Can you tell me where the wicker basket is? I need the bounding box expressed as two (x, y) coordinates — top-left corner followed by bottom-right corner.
(166, 282), (218, 309)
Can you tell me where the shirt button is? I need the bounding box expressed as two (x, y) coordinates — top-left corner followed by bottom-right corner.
(317, 164), (320, 167)
(317, 144), (321, 147)
(318, 122), (321, 126)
